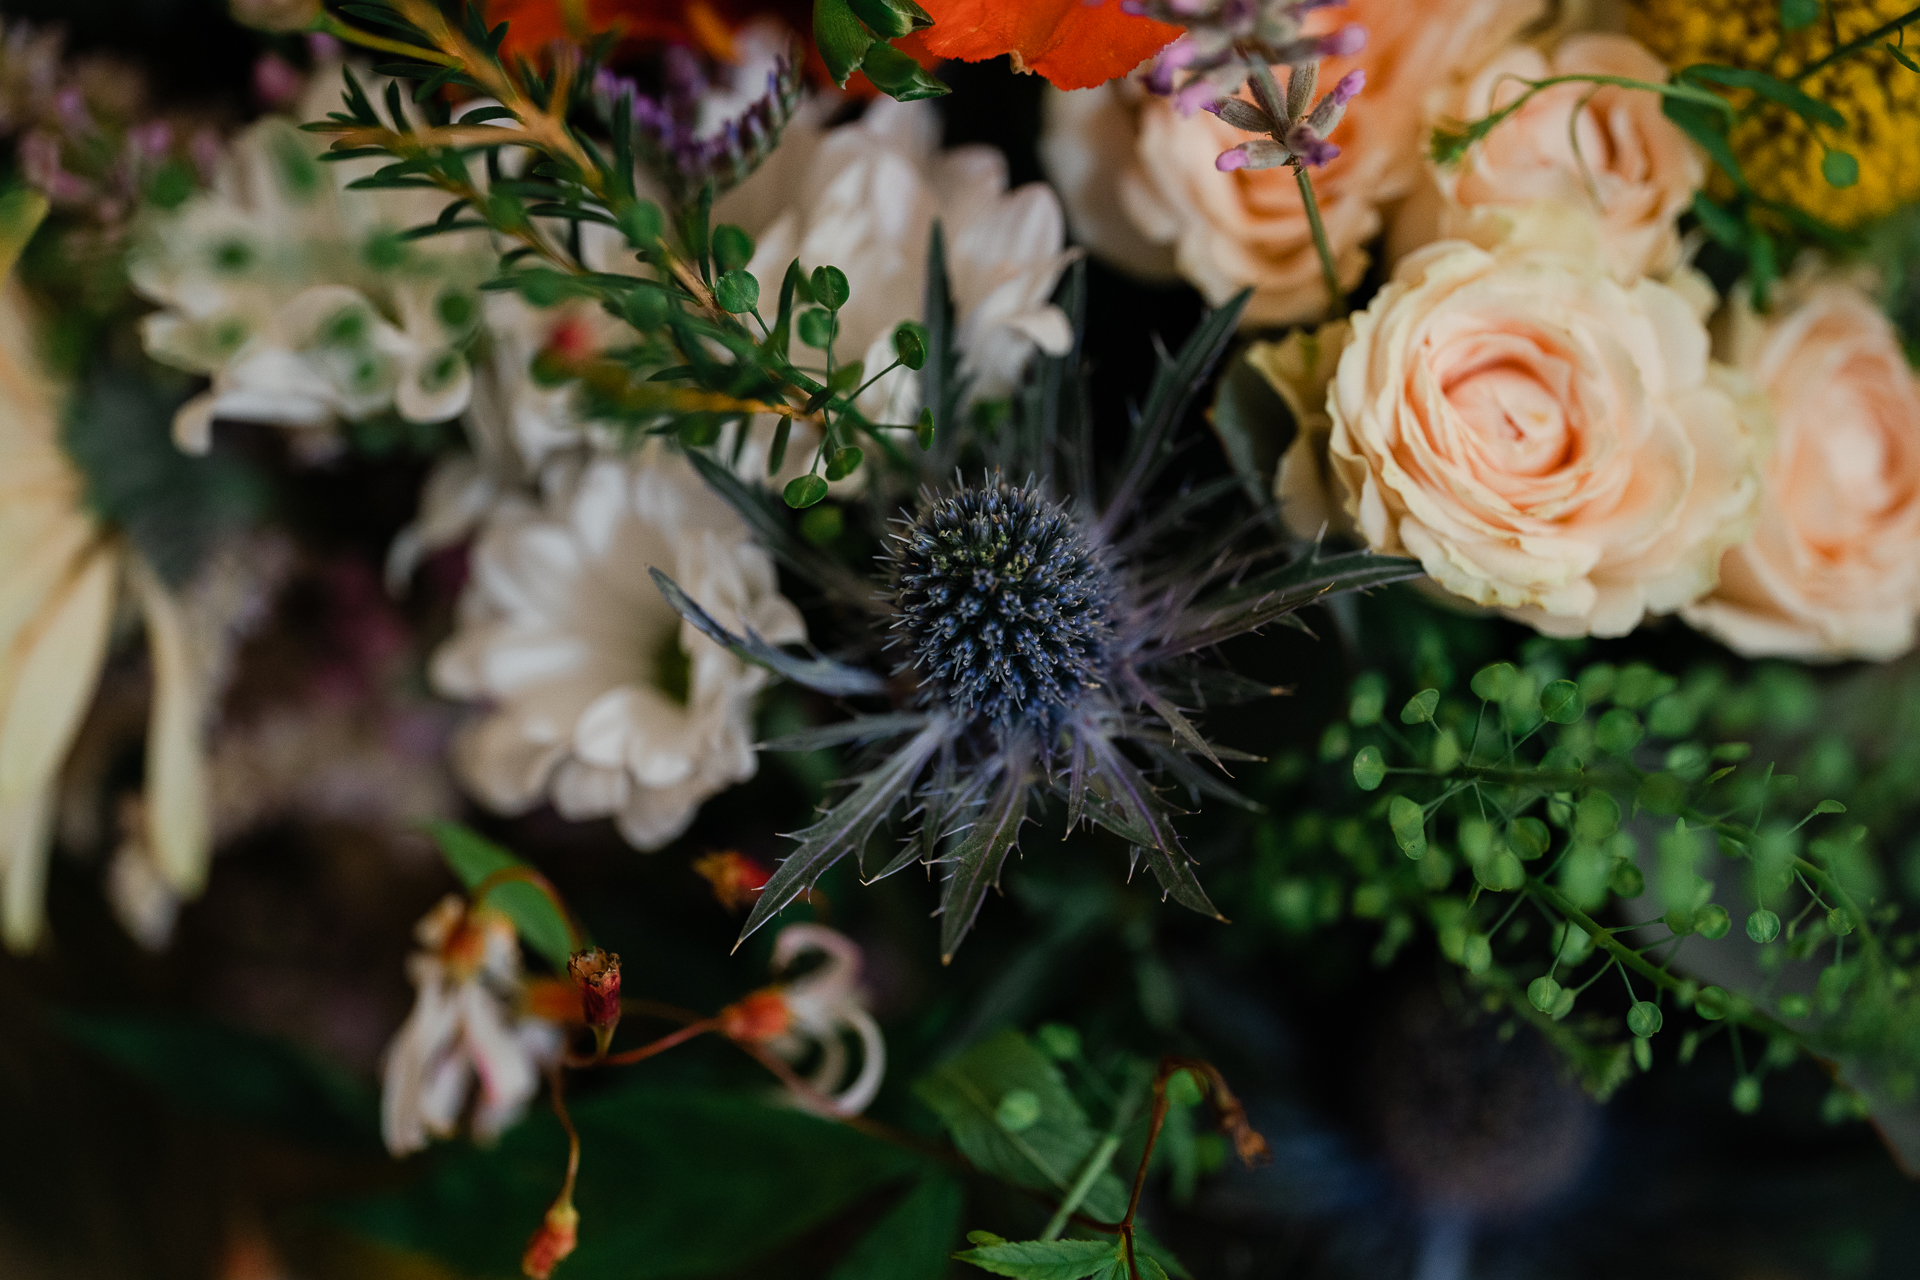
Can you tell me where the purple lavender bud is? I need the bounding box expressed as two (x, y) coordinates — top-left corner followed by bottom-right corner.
(1173, 77), (1224, 115)
(1316, 23), (1366, 59)
(1216, 145), (1252, 172)
(1285, 124), (1339, 168)
(1326, 67), (1365, 106)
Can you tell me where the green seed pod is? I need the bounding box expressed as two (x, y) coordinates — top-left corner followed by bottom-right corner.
(1632, 1037), (1652, 1071)
(1747, 908), (1781, 944)
(1388, 795), (1426, 859)
(1351, 746), (1385, 791)
(713, 268), (760, 314)
(1694, 903), (1731, 940)
(1627, 1000), (1664, 1038)
(783, 474), (829, 509)
(1730, 1077), (1762, 1114)
(1694, 985), (1732, 1020)
(1527, 975), (1562, 1013)
(710, 222), (754, 272)
(810, 264), (851, 310)
(1461, 933), (1492, 974)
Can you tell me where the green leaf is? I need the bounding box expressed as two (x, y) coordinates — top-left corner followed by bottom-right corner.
(825, 445), (865, 481)
(1823, 149), (1860, 188)
(60, 1013), (379, 1151)
(799, 307), (839, 350)
(335, 1086), (923, 1278)
(1680, 64), (1846, 129)
(1887, 40), (1920, 72)
(1691, 192), (1746, 249)
(1781, 0), (1821, 27)
(861, 38), (951, 101)
(814, 0), (875, 87)
(425, 822), (575, 971)
(827, 1174), (964, 1280)
(849, 0), (933, 38)
(1663, 97), (1747, 188)
(1388, 795), (1426, 858)
(953, 1238), (1120, 1279)
(913, 1030), (1129, 1222)
(1352, 746), (1385, 791)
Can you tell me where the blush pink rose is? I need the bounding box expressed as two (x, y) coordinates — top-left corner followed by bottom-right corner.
(1684, 280), (1920, 659)
(1400, 35), (1704, 281)
(1324, 240), (1761, 637)
(1041, 0), (1544, 325)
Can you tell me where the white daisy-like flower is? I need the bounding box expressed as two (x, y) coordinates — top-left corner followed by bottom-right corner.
(130, 67), (493, 453)
(381, 894), (564, 1156)
(430, 451), (804, 849)
(719, 96), (1077, 425)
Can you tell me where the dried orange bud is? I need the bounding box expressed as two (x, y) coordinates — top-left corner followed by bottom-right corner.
(521, 1198), (579, 1280)
(717, 988), (792, 1043)
(693, 851), (771, 912)
(567, 947), (622, 1054)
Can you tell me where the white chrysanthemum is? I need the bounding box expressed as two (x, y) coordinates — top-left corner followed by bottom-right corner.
(719, 96), (1075, 424)
(130, 68), (493, 452)
(431, 451), (804, 849)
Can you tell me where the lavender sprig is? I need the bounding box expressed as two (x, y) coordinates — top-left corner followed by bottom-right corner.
(596, 38), (804, 205)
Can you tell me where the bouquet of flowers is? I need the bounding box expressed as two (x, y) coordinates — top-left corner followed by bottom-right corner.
(5, 0), (1920, 1277)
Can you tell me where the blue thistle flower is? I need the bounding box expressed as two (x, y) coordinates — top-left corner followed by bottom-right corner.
(654, 265), (1423, 960)
(890, 480), (1114, 726)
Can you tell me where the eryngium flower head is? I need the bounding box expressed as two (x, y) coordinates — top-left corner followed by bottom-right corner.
(890, 481), (1114, 724)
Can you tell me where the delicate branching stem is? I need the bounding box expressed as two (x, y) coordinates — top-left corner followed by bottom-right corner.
(1295, 166), (1344, 318)
(576, 1017), (719, 1067)
(1529, 878), (1799, 1042)
(549, 1066), (580, 1205)
(1793, 5), (1920, 81)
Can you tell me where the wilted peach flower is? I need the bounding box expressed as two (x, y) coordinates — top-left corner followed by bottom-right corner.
(381, 896), (564, 1156)
(1324, 239), (1761, 637)
(1401, 35), (1704, 281)
(1041, 0), (1543, 325)
(1684, 278), (1920, 659)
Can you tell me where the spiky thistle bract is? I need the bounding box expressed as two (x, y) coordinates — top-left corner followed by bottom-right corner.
(657, 253), (1421, 959)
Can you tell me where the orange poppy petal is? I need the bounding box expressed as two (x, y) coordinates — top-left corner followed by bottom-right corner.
(919, 0), (1179, 90)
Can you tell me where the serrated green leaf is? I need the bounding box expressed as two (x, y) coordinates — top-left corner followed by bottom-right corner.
(953, 1238), (1119, 1279)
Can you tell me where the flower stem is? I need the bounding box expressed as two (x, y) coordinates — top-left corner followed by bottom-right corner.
(1042, 1133), (1123, 1241)
(1793, 4), (1920, 81)
(1295, 165), (1344, 318)
(310, 12), (460, 67)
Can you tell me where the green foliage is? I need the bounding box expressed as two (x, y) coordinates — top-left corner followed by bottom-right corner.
(826, 1173), (965, 1280)
(1244, 640), (1920, 1115)
(954, 1238), (1121, 1279)
(426, 822), (576, 971)
(334, 1086), (924, 1279)
(913, 1030), (1129, 1222)
(59, 1013), (380, 1151)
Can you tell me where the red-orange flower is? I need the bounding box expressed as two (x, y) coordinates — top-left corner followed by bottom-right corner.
(918, 0), (1180, 90)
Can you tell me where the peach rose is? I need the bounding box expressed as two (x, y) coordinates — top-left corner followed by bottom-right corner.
(1683, 280), (1920, 659)
(1041, 0), (1544, 325)
(1325, 240), (1761, 637)
(1398, 34), (1703, 280)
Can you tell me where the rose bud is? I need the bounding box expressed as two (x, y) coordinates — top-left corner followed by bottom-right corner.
(567, 947), (621, 1055)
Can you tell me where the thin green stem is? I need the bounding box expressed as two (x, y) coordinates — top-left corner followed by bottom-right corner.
(1041, 1134), (1123, 1242)
(311, 12), (460, 67)
(1792, 5), (1920, 81)
(1294, 165), (1344, 318)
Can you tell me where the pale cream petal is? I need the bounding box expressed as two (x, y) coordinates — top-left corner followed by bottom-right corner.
(0, 545), (117, 951)
(129, 556), (213, 896)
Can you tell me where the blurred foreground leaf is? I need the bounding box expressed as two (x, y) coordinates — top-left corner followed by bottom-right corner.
(333, 1085), (925, 1278)
(58, 1012), (381, 1151)
(426, 822), (575, 972)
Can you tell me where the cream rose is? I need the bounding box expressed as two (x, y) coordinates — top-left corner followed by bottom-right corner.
(1683, 280), (1920, 659)
(1398, 34), (1703, 281)
(1325, 240), (1760, 637)
(1041, 0), (1544, 325)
